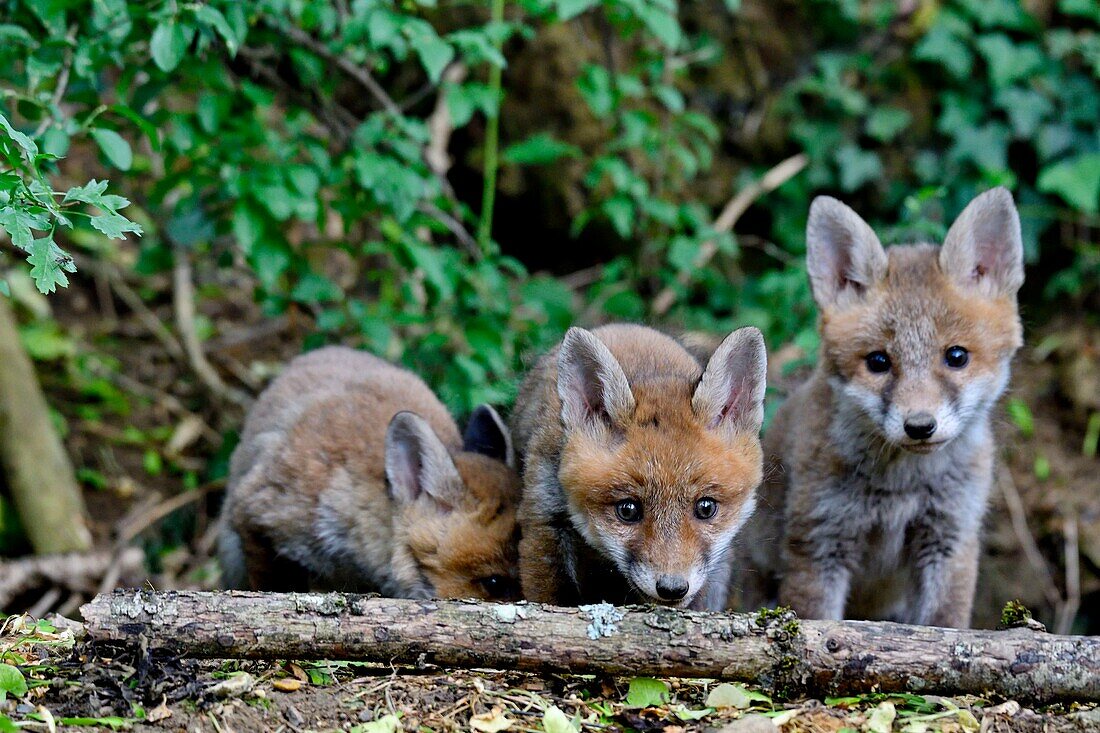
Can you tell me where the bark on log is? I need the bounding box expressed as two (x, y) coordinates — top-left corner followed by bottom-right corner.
(81, 590), (1100, 703)
(0, 296), (91, 554)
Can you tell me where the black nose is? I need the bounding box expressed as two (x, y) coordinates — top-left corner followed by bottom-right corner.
(655, 576), (689, 601)
(904, 414), (937, 440)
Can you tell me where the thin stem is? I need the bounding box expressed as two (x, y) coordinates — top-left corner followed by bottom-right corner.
(476, 0), (506, 256)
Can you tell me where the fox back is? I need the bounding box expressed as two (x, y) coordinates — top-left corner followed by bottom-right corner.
(218, 346), (522, 600)
(513, 324), (766, 609)
(737, 188), (1024, 627)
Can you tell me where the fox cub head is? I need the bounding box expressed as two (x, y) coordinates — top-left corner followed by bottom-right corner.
(385, 405), (522, 600)
(556, 326), (766, 607)
(807, 187), (1024, 453)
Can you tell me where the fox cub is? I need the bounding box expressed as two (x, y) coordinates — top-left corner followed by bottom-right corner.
(738, 188), (1024, 628)
(512, 324), (767, 609)
(218, 346), (522, 600)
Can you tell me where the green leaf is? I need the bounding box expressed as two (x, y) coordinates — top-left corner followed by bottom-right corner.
(556, 0), (598, 21)
(502, 134), (581, 165)
(91, 129), (133, 171)
(975, 35), (1043, 89)
(834, 144), (882, 192)
(542, 706), (578, 733)
(413, 36), (456, 84)
(671, 705), (713, 721)
(865, 107), (912, 142)
(194, 5), (239, 54)
(0, 664), (27, 701)
(1037, 153), (1100, 214)
(91, 212), (143, 239)
(1006, 398), (1034, 438)
(705, 683), (770, 709)
(0, 114), (38, 159)
(625, 677), (669, 708)
(913, 26), (972, 78)
(351, 714), (401, 733)
(0, 206), (49, 251)
(637, 5), (681, 49)
(150, 20), (190, 72)
(27, 235), (76, 294)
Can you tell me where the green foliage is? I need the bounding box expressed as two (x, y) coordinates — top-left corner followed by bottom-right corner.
(1, 0), (1098, 413)
(0, 664), (28, 701)
(624, 677), (669, 707)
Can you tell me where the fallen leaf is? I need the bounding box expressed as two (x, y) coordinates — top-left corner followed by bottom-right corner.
(706, 684), (752, 710)
(146, 697), (173, 723)
(543, 705), (578, 733)
(205, 672), (255, 699)
(355, 714), (402, 733)
(470, 707), (514, 733)
(866, 701), (896, 733)
(287, 662), (310, 682)
(626, 678), (670, 708)
(273, 678), (302, 692)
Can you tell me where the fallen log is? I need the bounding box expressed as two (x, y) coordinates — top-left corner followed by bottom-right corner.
(81, 590), (1099, 703)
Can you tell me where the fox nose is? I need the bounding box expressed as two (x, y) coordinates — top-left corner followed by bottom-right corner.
(904, 413), (937, 440)
(655, 576), (689, 601)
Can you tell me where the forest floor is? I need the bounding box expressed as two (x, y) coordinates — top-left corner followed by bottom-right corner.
(1, 614), (1099, 733)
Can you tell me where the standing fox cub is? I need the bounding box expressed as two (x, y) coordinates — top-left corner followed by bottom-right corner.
(738, 188), (1024, 628)
(512, 324), (767, 609)
(218, 346), (522, 600)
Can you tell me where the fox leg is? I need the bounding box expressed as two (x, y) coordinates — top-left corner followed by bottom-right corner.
(920, 535), (979, 628)
(779, 538), (851, 620)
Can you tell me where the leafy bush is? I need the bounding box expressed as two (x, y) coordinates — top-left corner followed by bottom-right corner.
(1, 0), (1097, 413)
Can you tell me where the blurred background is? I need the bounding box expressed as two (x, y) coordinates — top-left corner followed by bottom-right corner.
(0, 0), (1096, 632)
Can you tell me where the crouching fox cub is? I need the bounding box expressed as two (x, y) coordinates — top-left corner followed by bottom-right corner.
(218, 346), (522, 600)
(738, 188), (1024, 628)
(512, 324), (767, 610)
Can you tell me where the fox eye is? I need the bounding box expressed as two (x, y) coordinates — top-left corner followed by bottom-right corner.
(865, 351), (891, 374)
(944, 345), (969, 369)
(478, 574), (519, 600)
(615, 499), (643, 523)
(694, 497), (718, 520)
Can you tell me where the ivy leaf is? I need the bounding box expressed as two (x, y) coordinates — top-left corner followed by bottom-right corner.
(150, 20), (190, 72)
(26, 234), (76, 294)
(91, 129), (133, 171)
(625, 677), (669, 708)
(1037, 153), (1100, 214)
(502, 134), (580, 165)
(976, 35), (1044, 89)
(865, 107), (912, 142)
(834, 144), (882, 192)
(913, 26), (972, 78)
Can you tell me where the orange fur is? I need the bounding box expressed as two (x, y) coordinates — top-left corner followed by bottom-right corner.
(512, 324), (766, 609)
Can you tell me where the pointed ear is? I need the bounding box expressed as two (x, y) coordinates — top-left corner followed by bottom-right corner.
(940, 187), (1024, 297)
(385, 412), (463, 511)
(557, 327), (635, 432)
(463, 404), (514, 468)
(692, 327), (767, 436)
(806, 196), (888, 308)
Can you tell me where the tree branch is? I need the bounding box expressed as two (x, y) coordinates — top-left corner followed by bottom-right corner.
(82, 591), (1100, 703)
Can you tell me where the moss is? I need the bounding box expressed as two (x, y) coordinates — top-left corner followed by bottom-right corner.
(999, 599), (1034, 629)
(755, 606), (795, 627)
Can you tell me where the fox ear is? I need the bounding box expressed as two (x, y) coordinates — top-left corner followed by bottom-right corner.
(463, 404), (514, 468)
(806, 196), (888, 308)
(557, 327), (635, 432)
(693, 327), (767, 436)
(385, 412), (463, 511)
(940, 187), (1024, 298)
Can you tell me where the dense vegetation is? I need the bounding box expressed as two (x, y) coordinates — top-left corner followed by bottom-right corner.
(2, 0), (1097, 414)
